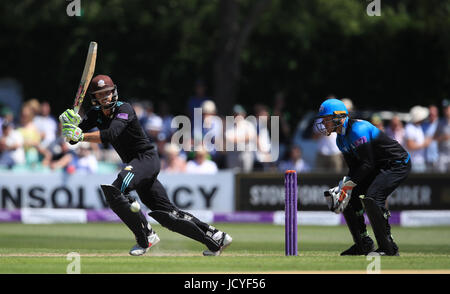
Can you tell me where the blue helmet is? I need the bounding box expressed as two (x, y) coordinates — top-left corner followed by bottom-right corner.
(315, 98), (348, 135)
(317, 99), (348, 118)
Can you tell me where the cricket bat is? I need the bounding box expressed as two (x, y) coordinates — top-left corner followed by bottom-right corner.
(73, 41), (97, 114)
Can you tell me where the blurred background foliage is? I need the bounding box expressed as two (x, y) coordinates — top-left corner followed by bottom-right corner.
(0, 0), (449, 118)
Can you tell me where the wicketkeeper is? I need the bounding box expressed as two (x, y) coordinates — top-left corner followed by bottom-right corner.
(59, 74), (232, 256)
(316, 98), (411, 256)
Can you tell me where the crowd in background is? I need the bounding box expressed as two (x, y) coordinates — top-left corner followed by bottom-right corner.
(1, 82), (450, 175)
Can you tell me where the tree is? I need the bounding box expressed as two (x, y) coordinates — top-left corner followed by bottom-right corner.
(213, 0), (272, 115)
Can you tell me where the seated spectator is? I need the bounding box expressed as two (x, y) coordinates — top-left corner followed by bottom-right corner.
(74, 142), (98, 174)
(161, 143), (187, 173)
(186, 145), (218, 174)
(278, 145), (311, 173)
(385, 115), (405, 146)
(0, 122), (25, 168)
(41, 136), (77, 172)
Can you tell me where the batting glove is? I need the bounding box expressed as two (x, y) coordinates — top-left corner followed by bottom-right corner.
(62, 123), (84, 143)
(59, 109), (81, 126)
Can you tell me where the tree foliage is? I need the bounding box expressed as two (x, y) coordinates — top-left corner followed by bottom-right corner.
(0, 0), (448, 118)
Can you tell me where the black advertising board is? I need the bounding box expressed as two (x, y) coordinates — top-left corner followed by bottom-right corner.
(235, 173), (450, 211)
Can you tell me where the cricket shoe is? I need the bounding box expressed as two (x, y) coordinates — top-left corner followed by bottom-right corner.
(129, 231), (160, 256)
(202, 231), (233, 256)
(340, 236), (375, 256)
(369, 243), (400, 256)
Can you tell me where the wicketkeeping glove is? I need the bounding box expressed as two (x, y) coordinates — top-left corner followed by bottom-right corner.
(324, 176), (357, 214)
(324, 186), (340, 213)
(59, 109), (81, 126)
(62, 123), (84, 143)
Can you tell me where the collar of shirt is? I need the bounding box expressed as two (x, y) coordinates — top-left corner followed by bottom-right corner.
(341, 117), (349, 136)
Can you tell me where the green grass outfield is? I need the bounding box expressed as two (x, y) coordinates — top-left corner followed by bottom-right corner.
(0, 223), (449, 274)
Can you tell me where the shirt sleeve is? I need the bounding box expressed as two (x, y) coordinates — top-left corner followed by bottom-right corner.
(78, 110), (98, 132)
(404, 124), (415, 140)
(346, 123), (377, 185)
(99, 104), (134, 144)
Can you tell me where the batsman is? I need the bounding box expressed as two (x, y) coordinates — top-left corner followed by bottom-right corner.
(59, 74), (232, 256)
(317, 98), (411, 256)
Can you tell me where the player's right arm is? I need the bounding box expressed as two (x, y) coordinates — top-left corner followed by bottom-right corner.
(60, 108), (98, 144)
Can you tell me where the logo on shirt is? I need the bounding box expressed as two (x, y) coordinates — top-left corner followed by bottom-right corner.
(352, 136), (368, 148)
(117, 113), (128, 120)
(124, 165), (133, 171)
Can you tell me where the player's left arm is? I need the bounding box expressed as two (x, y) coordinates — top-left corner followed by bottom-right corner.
(82, 131), (102, 143)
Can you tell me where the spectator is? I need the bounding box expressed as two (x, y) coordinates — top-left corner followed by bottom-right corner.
(145, 114), (163, 141)
(74, 142), (98, 174)
(33, 101), (57, 148)
(143, 101), (163, 139)
(312, 96), (346, 173)
(271, 92), (292, 160)
(186, 78), (210, 119)
(158, 101), (175, 141)
(404, 105), (432, 172)
(371, 114), (384, 131)
(17, 105), (43, 167)
(278, 145), (311, 173)
(422, 105), (439, 171)
(253, 104), (275, 171)
(0, 122), (25, 168)
(341, 98), (354, 117)
(145, 114), (166, 157)
(313, 125), (343, 173)
(24, 98), (40, 116)
(131, 101), (147, 127)
(434, 100), (450, 172)
(200, 99), (226, 168)
(41, 135), (76, 172)
(1, 106), (14, 125)
(161, 143), (187, 173)
(385, 115), (405, 146)
(224, 105), (257, 172)
(186, 145), (218, 174)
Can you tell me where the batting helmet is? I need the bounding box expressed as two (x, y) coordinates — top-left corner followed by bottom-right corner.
(89, 74), (118, 110)
(317, 98), (348, 118)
